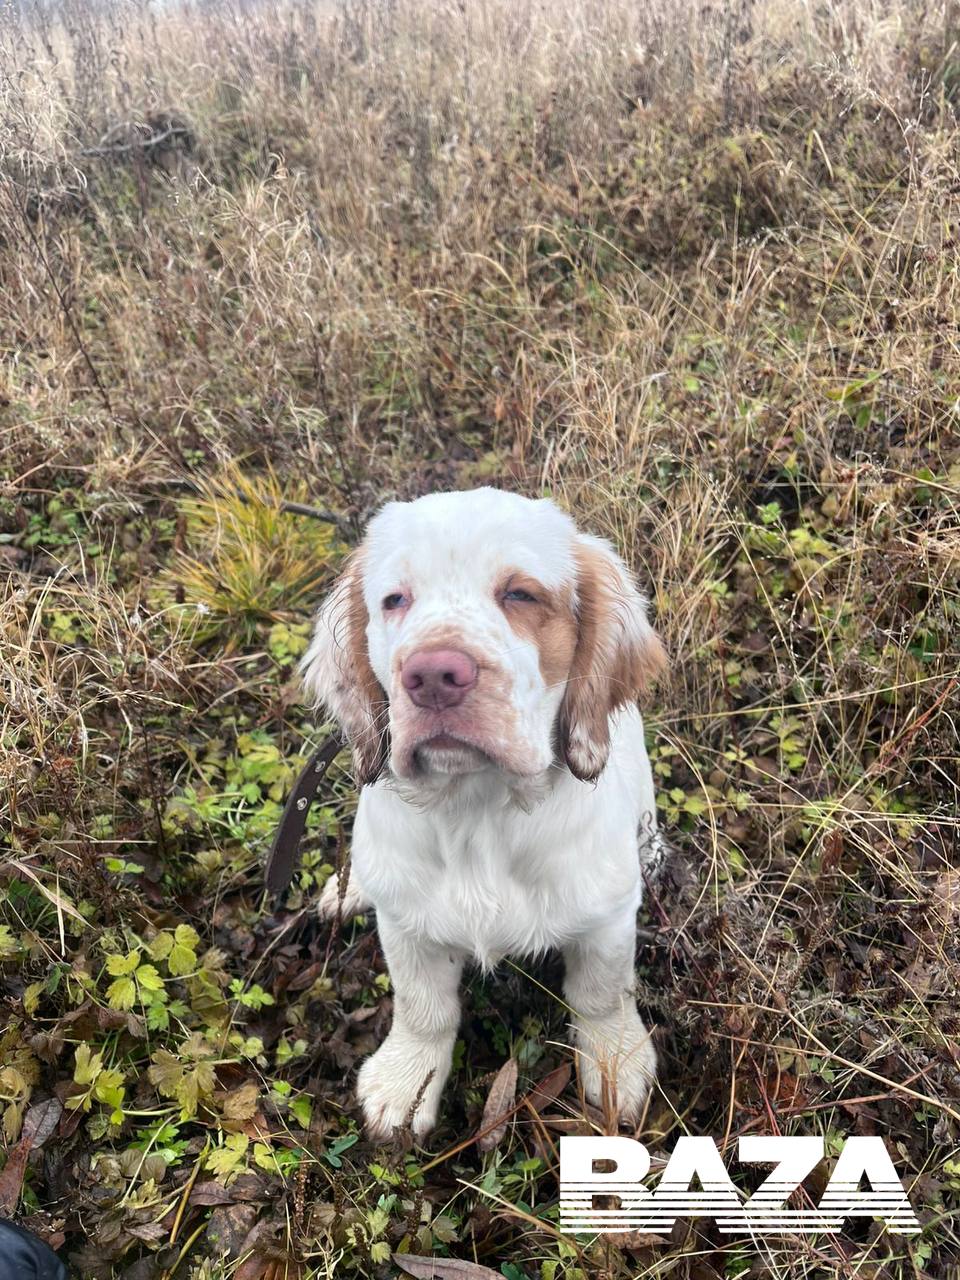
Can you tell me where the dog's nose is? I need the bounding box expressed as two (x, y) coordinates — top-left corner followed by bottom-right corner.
(401, 649), (478, 710)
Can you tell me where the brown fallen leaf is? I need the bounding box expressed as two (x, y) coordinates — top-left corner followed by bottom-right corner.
(234, 1111), (272, 1141)
(604, 1230), (669, 1249)
(260, 1264), (304, 1280)
(933, 869), (960, 922)
(393, 1255), (501, 1280)
(234, 1244), (271, 1280)
(126, 1221), (167, 1244)
(207, 1203), (259, 1258)
(234, 1220), (306, 1280)
(223, 1081), (261, 1121)
(536, 1114), (592, 1134)
(18, 1214), (66, 1254)
(281, 961), (324, 993)
(189, 1180), (238, 1207)
(0, 1141), (30, 1215)
(22, 1097), (63, 1148)
(526, 1062), (572, 1113)
(0, 1097), (63, 1215)
(237, 1256), (304, 1280)
(477, 1057), (518, 1151)
(230, 1172), (273, 1201)
(763, 1069), (811, 1111)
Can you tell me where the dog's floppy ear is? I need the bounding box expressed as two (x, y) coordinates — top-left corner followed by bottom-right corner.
(559, 534), (667, 782)
(300, 551), (389, 785)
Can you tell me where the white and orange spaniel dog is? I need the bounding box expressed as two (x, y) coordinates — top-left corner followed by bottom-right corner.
(301, 487), (666, 1141)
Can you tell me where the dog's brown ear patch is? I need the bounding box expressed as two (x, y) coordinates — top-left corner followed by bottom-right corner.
(559, 537), (666, 782)
(300, 550), (389, 785)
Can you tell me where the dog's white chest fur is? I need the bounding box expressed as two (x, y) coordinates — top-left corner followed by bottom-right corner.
(350, 708), (657, 968)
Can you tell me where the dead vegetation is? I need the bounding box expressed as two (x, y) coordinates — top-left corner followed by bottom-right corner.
(1, 0), (959, 1277)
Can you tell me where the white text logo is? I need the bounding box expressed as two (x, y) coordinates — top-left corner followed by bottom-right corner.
(559, 1135), (920, 1236)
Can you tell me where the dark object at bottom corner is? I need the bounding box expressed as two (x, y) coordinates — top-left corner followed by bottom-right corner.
(0, 1222), (68, 1280)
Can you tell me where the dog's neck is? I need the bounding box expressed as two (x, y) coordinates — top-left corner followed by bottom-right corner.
(386, 762), (559, 815)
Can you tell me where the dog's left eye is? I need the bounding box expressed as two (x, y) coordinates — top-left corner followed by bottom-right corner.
(502, 587), (537, 604)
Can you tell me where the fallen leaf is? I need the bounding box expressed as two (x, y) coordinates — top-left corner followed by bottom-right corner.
(22, 1097), (62, 1148)
(234, 1221), (303, 1280)
(537, 1114), (592, 1134)
(933, 870), (960, 921)
(19, 1214), (66, 1254)
(0, 1097), (64, 1213)
(207, 1203), (258, 1258)
(526, 1062), (572, 1113)
(230, 1173), (273, 1201)
(237, 1254), (303, 1280)
(223, 1081), (261, 1121)
(346, 1005), (379, 1024)
(767, 1070), (810, 1110)
(235, 1111), (271, 1141)
(234, 1249), (270, 1280)
(0, 1139), (30, 1215)
(604, 1230), (669, 1249)
(190, 1180), (237, 1207)
(284, 961), (324, 993)
(121, 1256), (164, 1280)
(477, 1058), (518, 1151)
(126, 1221), (167, 1244)
(393, 1255), (501, 1280)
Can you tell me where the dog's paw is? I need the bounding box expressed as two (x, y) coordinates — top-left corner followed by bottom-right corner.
(357, 1030), (455, 1142)
(316, 869), (370, 922)
(573, 1011), (657, 1124)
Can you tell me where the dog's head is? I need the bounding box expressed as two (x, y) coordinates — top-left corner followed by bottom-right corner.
(301, 488), (665, 785)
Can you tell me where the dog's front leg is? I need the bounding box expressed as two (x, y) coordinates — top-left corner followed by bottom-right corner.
(357, 916), (464, 1142)
(564, 910), (657, 1124)
(316, 864), (370, 921)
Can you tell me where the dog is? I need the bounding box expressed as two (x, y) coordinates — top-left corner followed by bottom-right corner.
(301, 487), (666, 1140)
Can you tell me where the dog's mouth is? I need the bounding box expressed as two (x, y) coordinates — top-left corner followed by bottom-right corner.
(411, 732), (493, 775)
(420, 732), (473, 751)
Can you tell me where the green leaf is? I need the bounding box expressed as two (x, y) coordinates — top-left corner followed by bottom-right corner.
(105, 858), (145, 875)
(107, 975), (137, 1010)
(824, 371), (881, 402)
(94, 1067), (125, 1104)
(0, 925), (21, 958)
(207, 1133), (249, 1179)
(136, 964), (165, 992)
(167, 940), (198, 977)
(148, 1045), (216, 1120)
(290, 1095), (313, 1128)
(148, 932), (174, 961)
(106, 950), (141, 976)
(324, 1132), (359, 1167)
(74, 1043), (102, 1086)
(146, 1002), (170, 1031)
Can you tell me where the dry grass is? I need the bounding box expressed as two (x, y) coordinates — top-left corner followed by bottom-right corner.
(1, 0), (959, 1277)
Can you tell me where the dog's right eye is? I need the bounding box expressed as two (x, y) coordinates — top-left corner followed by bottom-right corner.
(383, 593), (408, 610)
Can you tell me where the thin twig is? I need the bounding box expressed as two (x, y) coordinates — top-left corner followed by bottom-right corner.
(145, 478), (351, 532)
(274, 497), (351, 528)
(81, 124), (191, 158)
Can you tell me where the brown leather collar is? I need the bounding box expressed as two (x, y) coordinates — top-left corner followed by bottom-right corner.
(265, 733), (347, 896)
